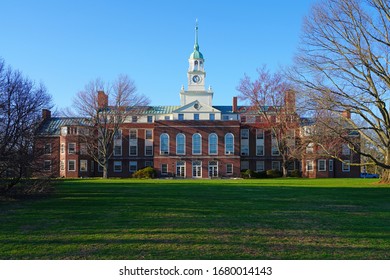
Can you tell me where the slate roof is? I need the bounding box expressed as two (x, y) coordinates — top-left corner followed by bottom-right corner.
(37, 117), (89, 136)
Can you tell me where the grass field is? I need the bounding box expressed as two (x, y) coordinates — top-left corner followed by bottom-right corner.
(0, 178), (389, 259)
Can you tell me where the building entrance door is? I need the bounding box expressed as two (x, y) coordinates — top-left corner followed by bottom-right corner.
(192, 161), (202, 178)
(208, 161), (218, 178)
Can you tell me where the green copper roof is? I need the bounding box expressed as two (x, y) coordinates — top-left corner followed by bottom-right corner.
(189, 20), (204, 60)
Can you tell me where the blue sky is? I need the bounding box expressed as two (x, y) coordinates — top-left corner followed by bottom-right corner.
(0, 0), (316, 110)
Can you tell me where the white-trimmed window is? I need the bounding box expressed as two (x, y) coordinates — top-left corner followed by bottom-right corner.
(80, 160), (88, 172)
(256, 161), (265, 172)
(208, 133), (218, 155)
(192, 160), (202, 178)
(176, 161), (186, 177)
(161, 163), (168, 175)
(176, 133), (185, 155)
(68, 160), (76, 171)
(256, 129), (264, 156)
(129, 161), (137, 173)
(114, 161), (122, 173)
(226, 163), (233, 175)
(272, 161), (281, 171)
(145, 129), (153, 140)
(147, 116), (153, 123)
(306, 160), (313, 172)
(225, 133), (234, 155)
(306, 143), (314, 154)
(194, 113), (200, 120)
(68, 143), (76, 154)
(342, 144), (351, 155)
(145, 161), (153, 167)
(145, 146), (153, 156)
(209, 113), (215, 120)
(44, 143), (51, 155)
(160, 133), (169, 155)
(178, 113), (184, 120)
(129, 129), (137, 156)
(43, 160), (51, 171)
(318, 159), (326, 172)
(241, 161), (249, 171)
(192, 133), (202, 155)
(145, 129), (153, 156)
(342, 160), (351, 172)
(241, 129), (249, 156)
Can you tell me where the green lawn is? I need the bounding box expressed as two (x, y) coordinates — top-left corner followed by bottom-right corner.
(0, 178), (389, 259)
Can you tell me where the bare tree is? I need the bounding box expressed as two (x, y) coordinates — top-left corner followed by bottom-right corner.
(237, 66), (301, 177)
(290, 0), (390, 183)
(0, 58), (52, 195)
(71, 75), (149, 178)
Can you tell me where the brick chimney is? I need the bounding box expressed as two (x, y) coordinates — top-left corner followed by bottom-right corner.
(284, 90), (296, 113)
(97, 91), (108, 108)
(232, 96), (238, 113)
(42, 109), (51, 120)
(342, 110), (351, 119)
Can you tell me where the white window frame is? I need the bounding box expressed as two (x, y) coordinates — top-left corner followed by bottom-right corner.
(161, 163), (168, 175)
(225, 133), (234, 155)
(318, 159), (326, 172)
(208, 133), (218, 155)
(129, 129), (138, 156)
(160, 133), (170, 155)
(68, 160), (76, 172)
(68, 143), (76, 154)
(192, 133), (202, 155)
(129, 161), (137, 173)
(272, 161), (281, 171)
(114, 161), (122, 173)
(256, 161), (265, 172)
(80, 160), (88, 172)
(306, 160), (313, 172)
(342, 160), (351, 172)
(176, 133), (186, 155)
(226, 163), (233, 175)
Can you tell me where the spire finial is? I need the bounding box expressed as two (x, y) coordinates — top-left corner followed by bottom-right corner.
(194, 19), (199, 51)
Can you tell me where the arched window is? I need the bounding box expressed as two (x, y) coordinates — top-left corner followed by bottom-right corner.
(160, 133), (169, 155)
(176, 133), (185, 155)
(192, 133), (202, 155)
(194, 60), (199, 71)
(225, 133), (234, 155)
(208, 133), (218, 155)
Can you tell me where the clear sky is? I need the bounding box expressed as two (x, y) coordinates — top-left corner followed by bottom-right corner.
(0, 0), (316, 111)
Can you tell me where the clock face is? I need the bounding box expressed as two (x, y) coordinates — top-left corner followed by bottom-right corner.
(192, 75), (201, 83)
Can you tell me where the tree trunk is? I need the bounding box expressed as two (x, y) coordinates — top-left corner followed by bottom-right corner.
(282, 165), (288, 178)
(379, 151), (390, 184)
(380, 169), (390, 184)
(103, 162), (109, 179)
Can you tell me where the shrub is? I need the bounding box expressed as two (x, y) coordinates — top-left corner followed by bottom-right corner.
(132, 167), (157, 179)
(289, 169), (301, 178)
(266, 169), (283, 178)
(241, 169), (255, 179)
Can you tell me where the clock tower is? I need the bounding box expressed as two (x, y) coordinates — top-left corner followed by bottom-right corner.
(180, 21), (214, 106)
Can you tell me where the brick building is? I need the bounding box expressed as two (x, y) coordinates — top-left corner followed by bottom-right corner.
(35, 24), (360, 179)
